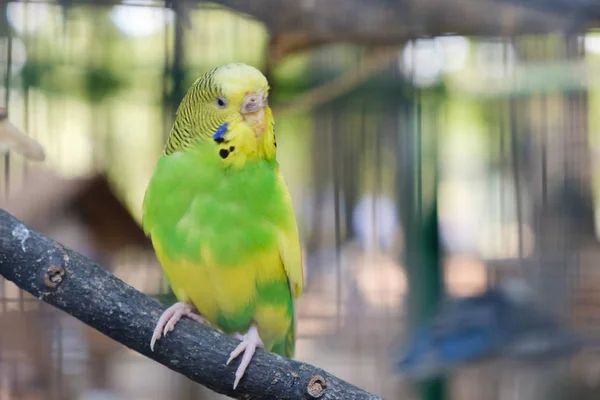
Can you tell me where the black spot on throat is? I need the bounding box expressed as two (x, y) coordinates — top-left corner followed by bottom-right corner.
(219, 149), (229, 159)
(229, 146), (235, 152)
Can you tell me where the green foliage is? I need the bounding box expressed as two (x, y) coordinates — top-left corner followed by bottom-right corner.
(19, 61), (45, 89)
(83, 66), (123, 103)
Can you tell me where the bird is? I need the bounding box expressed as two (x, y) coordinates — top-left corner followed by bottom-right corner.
(0, 107), (45, 161)
(395, 279), (582, 380)
(142, 63), (304, 390)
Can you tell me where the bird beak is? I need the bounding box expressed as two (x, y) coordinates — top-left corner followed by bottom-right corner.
(240, 92), (267, 115)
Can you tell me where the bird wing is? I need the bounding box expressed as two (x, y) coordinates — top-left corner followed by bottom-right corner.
(275, 170), (304, 299)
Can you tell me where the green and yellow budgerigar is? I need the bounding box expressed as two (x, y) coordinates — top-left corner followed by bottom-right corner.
(142, 63), (303, 389)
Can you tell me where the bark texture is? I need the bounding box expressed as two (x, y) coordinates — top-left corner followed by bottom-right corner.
(0, 208), (381, 400)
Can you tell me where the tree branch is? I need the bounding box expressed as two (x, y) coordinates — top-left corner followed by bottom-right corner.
(213, 0), (574, 58)
(0, 208), (382, 400)
(11, 0), (600, 59)
(76, 0), (600, 55)
(273, 46), (402, 115)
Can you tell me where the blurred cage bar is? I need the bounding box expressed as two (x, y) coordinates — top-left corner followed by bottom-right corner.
(1, 1), (600, 399)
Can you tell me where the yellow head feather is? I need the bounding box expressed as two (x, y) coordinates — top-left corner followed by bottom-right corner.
(212, 63), (269, 108)
(164, 63), (276, 167)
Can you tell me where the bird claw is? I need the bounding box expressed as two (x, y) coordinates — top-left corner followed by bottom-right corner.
(150, 302), (206, 352)
(227, 325), (264, 390)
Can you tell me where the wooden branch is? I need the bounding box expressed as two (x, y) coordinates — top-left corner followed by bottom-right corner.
(215, 0), (574, 58)
(0, 108), (46, 161)
(11, 0), (600, 60)
(0, 208), (382, 400)
(273, 46), (402, 115)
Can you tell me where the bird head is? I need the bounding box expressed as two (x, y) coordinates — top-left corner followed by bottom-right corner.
(164, 63), (276, 167)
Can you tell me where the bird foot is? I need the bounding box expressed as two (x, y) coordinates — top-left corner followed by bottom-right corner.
(150, 302), (206, 351)
(226, 325), (264, 390)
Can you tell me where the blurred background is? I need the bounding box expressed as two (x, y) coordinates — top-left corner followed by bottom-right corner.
(2, 0), (600, 399)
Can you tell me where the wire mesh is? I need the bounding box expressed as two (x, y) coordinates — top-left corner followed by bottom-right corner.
(1, 1), (600, 400)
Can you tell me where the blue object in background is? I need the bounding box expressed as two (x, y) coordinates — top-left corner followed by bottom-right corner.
(396, 279), (582, 380)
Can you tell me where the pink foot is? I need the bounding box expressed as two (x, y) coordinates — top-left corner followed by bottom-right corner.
(150, 302), (206, 351)
(226, 324), (264, 389)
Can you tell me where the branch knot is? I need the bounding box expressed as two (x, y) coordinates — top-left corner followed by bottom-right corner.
(307, 375), (327, 398)
(44, 265), (65, 288)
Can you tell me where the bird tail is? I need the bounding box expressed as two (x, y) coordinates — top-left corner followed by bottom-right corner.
(284, 312), (296, 358)
(270, 310), (296, 358)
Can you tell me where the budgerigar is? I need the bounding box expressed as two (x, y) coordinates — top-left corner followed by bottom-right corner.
(142, 63), (303, 389)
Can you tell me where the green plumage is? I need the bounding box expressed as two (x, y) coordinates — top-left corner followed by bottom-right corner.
(144, 142), (292, 265)
(143, 138), (296, 353)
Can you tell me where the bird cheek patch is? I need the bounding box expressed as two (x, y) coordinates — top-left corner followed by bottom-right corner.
(213, 122), (229, 144)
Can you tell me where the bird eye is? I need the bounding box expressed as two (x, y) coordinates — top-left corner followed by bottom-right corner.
(216, 97), (227, 109)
